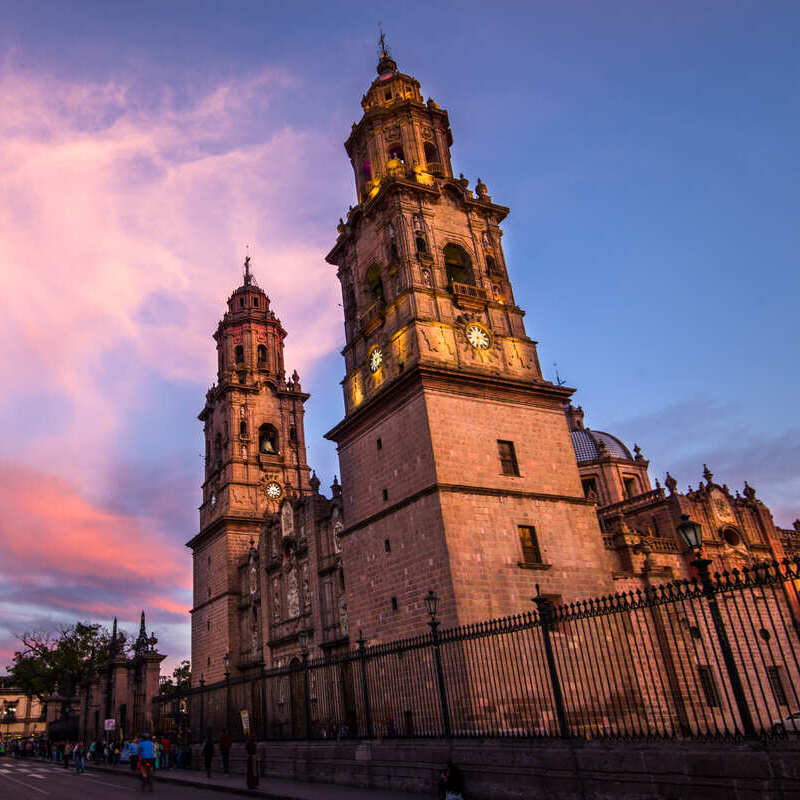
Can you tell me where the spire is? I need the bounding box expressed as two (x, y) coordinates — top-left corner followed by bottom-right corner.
(243, 252), (253, 286)
(110, 617), (118, 657)
(376, 23), (397, 76)
(134, 609), (150, 655)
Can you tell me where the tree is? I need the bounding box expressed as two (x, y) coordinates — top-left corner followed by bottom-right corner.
(5, 622), (129, 701)
(159, 660), (191, 696)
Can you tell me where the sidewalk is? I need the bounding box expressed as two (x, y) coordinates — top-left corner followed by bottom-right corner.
(89, 762), (430, 799)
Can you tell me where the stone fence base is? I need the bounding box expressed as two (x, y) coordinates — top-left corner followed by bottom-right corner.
(195, 738), (800, 799)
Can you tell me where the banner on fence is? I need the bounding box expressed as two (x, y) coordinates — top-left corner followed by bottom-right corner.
(240, 709), (250, 736)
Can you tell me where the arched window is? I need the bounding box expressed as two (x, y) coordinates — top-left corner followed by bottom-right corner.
(258, 424), (279, 455)
(289, 426), (297, 445)
(234, 344), (244, 364)
(388, 145), (405, 163)
(486, 255), (497, 274)
(257, 344), (267, 365)
(443, 244), (474, 286)
(424, 141), (438, 164)
(215, 433), (222, 467)
(240, 420), (248, 437)
(415, 236), (428, 254)
(365, 263), (385, 304)
(362, 160), (372, 182)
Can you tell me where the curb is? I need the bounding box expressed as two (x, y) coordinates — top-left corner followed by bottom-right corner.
(88, 764), (299, 799)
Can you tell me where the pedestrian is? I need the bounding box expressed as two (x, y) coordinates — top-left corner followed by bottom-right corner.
(63, 740), (71, 769)
(219, 728), (232, 774)
(438, 761), (465, 800)
(129, 738), (140, 773)
(74, 742), (85, 774)
(202, 732), (214, 778)
(245, 736), (259, 789)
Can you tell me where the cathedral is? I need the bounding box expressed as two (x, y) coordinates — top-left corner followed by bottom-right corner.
(189, 46), (799, 684)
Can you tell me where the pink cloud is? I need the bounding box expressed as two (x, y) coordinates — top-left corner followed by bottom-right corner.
(0, 64), (346, 487)
(0, 462), (188, 590)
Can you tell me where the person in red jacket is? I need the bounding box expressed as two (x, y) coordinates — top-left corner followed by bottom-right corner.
(219, 730), (232, 774)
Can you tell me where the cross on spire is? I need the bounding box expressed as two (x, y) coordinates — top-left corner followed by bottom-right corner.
(243, 246), (252, 286)
(378, 22), (389, 57)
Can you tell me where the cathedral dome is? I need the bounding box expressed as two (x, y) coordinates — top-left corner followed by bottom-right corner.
(570, 429), (633, 463)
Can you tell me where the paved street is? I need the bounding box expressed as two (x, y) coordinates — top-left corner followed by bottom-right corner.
(0, 757), (430, 799)
(0, 758), (229, 799)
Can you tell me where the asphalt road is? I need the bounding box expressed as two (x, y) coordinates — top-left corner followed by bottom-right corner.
(0, 758), (240, 799)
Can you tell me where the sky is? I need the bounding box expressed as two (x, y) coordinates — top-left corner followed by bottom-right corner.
(0, 0), (798, 674)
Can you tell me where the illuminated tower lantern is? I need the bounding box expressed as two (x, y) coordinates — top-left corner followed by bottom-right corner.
(188, 258), (312, 682)
(325, 42), (614, 640)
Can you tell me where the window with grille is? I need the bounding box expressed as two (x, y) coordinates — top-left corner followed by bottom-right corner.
(498, 440), (519, 476)
(768, 665), (789, 707)
(518, 526), (542, 565)
(698, 665), (721, 707)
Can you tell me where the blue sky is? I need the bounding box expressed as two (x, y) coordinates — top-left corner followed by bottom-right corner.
(0, 0), (797, 669)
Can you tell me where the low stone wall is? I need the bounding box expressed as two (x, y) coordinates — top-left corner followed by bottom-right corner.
(197, 738), (800, 799)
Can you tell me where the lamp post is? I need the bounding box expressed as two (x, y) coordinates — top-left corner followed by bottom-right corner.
(676, 514), (756, 736)
(199, 674), (205, 738)
(223, 653), (231, 734)
(425, 590), (451, 737)
(299, 632), (312, 739)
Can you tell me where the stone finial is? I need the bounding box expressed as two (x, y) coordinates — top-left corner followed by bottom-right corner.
(703, 464), (714, 484)
(475, 177), (488, 199)
(743, 481), (757, 501)
(291, 369), (301, 391)
(309, 471), (321, 493)
(793, 519), (800, 532)
(634, 443), (644, 461)
(337, 218), (345, 234)
(665, 473), (677, 494)
(331, 475), (342, 497)
(655, 477), (662, 490)
(565, 403), (584, 431)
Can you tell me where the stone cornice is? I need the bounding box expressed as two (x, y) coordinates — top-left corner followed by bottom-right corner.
(186, 515), (264, 550)
(325, 362), (574, 444)
(339, 481), (593, 539)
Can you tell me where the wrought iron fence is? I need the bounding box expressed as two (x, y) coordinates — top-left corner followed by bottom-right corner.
(156, 557), (800, 741)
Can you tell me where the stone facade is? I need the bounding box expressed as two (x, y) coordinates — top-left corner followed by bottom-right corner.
(189, 263), (345, 683)
(0, 684), (46, 741)
(190, 47), (798, 684)
(567, 403), (800, 590)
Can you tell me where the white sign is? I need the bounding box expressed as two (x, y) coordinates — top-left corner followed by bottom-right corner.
(104, 719), (116, 731)
(240, 710), (250, 736)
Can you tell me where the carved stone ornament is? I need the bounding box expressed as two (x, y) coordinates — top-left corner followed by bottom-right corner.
(421, 126), (433, 140)
(286, 569), (300, 618)
(281, 501), (294, 539)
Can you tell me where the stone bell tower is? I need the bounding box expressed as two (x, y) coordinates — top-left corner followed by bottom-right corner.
(188, 257), (312, 683)
(325, 43), (614, 641)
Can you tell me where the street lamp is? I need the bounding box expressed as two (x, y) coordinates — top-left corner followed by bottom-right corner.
(298, 632), (311, 738)
(223, 653), (231, 734)
(675, 513), (756, 736)
(676, 514), (703, 555)
(424, 589), (440, 624)
(424, 589), (450, 737)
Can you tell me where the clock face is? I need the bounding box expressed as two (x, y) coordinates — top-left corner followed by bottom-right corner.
(265, 481), (282, 500)
(465, 323), (490, 350)
(368, 347), (383, 373)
